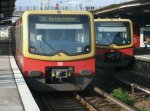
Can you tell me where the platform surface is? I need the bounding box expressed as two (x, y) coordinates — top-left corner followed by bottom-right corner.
(134, 48), (150, 62)
(0, 39), (40, 111)
(0, 39), (24, 111)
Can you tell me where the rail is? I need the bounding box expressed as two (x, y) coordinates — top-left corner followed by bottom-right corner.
(116, 78), (150, 95)
(94, 87), (138, 111)
(75, 93), (98, 111)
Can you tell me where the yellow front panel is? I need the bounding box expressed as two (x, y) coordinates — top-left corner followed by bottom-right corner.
(22, 10), (95, 61)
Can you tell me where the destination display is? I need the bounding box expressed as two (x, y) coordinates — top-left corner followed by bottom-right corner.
(38, 16), (80, 23)
(98, 22), (126, 27)
(29, 15), (89, 23)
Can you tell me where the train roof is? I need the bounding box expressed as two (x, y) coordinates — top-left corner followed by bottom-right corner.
(22, 10), (93, 16)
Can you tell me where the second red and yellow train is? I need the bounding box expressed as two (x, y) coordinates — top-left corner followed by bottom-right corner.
(95, 18), (133, 68)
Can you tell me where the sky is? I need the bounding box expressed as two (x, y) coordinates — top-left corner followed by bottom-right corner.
(15, 0), (133, 8)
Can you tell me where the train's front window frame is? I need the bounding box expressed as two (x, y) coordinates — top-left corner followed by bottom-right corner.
(95, 21), (131, 46)
(28, 14), (91, 56)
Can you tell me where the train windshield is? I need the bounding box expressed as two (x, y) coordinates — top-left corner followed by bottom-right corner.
(95, 21), (131, 46)
(29, 15), (91, 56)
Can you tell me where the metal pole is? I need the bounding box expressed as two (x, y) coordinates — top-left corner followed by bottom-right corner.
(117, 78), (150, 95)
(133, 83), (150, 95)
(42, 0), (45, 10)
(131, 84), (135, 94)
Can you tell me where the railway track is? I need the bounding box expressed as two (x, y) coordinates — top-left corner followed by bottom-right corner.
(115, 69), (150, 88)
(30, 67), (149, 111)
(32, 86), (131, 111)
(95, 67), (150, 111)
(83, 85), (137, 111)
(115, 77), (150, 95)
(33, 91), (97, 111)
(114, 77), (150, 111)
(41, 93), (87, 111)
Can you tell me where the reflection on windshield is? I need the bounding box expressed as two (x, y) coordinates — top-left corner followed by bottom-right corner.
(29, 15), (91, 56)
(95, 22), (131, 46)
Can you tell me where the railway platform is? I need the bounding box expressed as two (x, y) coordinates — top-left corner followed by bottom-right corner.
(0, 39), (40, 111)
(131, 48), (150, 79)
(134, 48), (150, 62)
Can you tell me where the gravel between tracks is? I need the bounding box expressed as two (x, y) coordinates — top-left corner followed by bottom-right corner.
(129, 92), (150, 111)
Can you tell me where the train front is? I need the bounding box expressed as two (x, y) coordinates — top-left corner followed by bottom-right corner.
(22, 11), (95, 91)
(95, 19), (133, 67)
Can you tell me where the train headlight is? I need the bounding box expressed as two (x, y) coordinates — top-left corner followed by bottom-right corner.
(68, 73), (71, 77)
(51, 71), (55, 77)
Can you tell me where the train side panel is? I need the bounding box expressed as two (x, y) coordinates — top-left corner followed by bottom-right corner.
(15, 18), (24, 70)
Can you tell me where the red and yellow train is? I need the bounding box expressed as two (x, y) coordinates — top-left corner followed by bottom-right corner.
(12, 10), (95, 91)
(95, 18), (133, 68)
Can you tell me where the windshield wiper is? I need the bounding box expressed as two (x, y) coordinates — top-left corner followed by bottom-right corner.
(41, 39), (61, 56)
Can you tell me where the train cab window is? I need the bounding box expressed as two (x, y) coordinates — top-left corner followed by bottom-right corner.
(95, 22), (131, 46)
(28, 14), (91, 56)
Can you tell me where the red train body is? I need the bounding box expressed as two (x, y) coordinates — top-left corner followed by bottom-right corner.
(13, 10), (95, 91)
(95, 48), (133, 67)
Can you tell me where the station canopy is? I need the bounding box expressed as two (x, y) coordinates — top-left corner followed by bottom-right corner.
(0, 0), (16, 25)
(92, 0), (150, 21)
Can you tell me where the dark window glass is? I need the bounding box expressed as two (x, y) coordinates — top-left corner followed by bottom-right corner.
(95, 21), (131, 46)
(29, 14), (91, 56)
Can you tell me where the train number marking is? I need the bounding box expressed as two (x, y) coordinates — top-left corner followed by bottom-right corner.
(58, 62), (63, 66)
(111, 49), (115, 52)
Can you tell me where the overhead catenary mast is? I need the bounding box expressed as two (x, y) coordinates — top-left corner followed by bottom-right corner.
(39, 0), (50, 10)
(86, 0), (91, 7)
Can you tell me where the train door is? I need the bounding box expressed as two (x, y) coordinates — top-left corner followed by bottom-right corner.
(140, 27), (150, 48)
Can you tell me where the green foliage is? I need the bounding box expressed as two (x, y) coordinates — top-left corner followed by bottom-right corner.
(139, 109), (146, 111)
(112, 88), (135, 106)
(139, 109), (150, 111)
